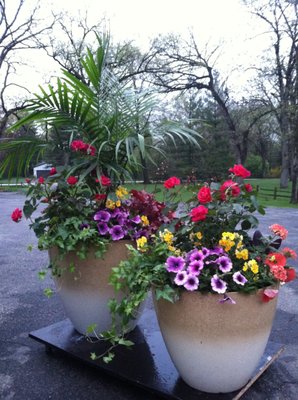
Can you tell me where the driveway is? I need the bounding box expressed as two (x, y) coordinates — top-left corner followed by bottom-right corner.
(1, 192), (298, 400)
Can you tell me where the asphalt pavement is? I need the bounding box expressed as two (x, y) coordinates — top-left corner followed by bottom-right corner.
(1, 191), (298, 400)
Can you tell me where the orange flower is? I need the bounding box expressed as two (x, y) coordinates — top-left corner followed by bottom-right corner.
(269, 224), (288, 240)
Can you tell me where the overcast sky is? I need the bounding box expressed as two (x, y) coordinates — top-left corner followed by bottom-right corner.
(8, 0), (269, 98)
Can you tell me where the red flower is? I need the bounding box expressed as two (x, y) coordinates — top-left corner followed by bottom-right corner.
(269, 265), (287, 281)
(38, 176), (45, 184)
(265, 252), (287, 268)
(70, 140), (86, 152)
(285, 268), (296, 282)
(190, 205), (208, 222)
(285, 268), (296, 283)
(49, 167), (57, 176)
(164, 176), (181, 189)
(244, 183), (253, 192)
(100, 176), (111, 186)
(94, 193), (107, 201)
(11, 208), (22, 222)
(197, 187), (212, 204)
(67, 176), (78, 185)
(262, 288), (279, 303)
(41, 198), (49, 203)
(85, 144), (96, 156)
(25, 178), (31, 184)
(282, 247), (297, 259)
(220, 180), (241, 198)
(229, 164), (251, 178)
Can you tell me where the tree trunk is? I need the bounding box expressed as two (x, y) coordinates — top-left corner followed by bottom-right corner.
(280, 138), (289, 188)
(290, 153), (298, 203)
(140, 154), (151, 184)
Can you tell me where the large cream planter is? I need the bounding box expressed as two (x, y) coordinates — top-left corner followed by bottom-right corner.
(49, 240), (140, 337)
(153, 289), (278, 393)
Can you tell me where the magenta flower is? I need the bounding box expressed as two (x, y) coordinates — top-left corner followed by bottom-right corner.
(216, 256), (232, 273)
(109, 225), (125, 240)
(131, 215), (142, 224)
(184, 274), (199, 291)
(232, 271), (248, 286)
(174, 271), (188, 286)
(211, 274), (227, 294)
(187, 260), (204, 275)
(165, 256), (185, 272)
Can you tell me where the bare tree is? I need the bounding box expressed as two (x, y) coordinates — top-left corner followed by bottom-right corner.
(0, 0), (55, 135)
(141, 33), (271, 165)
(246, 0), (298, 197)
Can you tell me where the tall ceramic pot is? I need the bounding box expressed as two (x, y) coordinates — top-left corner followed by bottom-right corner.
(49, 240), (142, 337)
(153, 289), (278, 393)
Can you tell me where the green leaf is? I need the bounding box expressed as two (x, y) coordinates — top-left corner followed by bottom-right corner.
(43, 288), (54, 298)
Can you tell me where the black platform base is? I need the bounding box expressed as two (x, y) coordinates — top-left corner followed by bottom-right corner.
(29, 308), (284, 400)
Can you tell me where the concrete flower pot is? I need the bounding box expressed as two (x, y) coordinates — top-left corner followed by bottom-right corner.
(153, 289), (278, 393)
(49, 240), (142, 337)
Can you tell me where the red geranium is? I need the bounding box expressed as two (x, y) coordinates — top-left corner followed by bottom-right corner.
(220, 180), (241, 198)
(100, 176), (111, 186)
(265, 252), (287, 268)
(85, 144), (96, 156)
(229, 164), (251, 178)
(67, 176), (78, 185)
(164, 176), (181, 189)
(11, 208), (22, 222)
(190, 205), (208, 222)
(49, 167), (57, 176)
(94, 193), (107, 202)
(70, 140), (86, 152)
(38, 176), (45, 184)
(285, 268), (296, 283)
(197, 187), (212, 204)
(244, 183), (253, 192)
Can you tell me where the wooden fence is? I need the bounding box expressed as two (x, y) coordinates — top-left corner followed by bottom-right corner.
(256, 185), (291, 200)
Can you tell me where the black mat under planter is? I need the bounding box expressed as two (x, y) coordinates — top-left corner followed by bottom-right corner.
(29, 307), (284, 400)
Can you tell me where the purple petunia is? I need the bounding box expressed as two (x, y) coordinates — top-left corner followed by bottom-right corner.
(184, 274), (199, 291)
(109, 225), (125, 241)
(209, 246), (224, 256)
(187, 260), (204, 275)
(232, 271), (248, 286)
(211, 274), (227, 294)
(201, 247), (210, 257)
(97, 221), (109, 235)
(165, 256), (185, 272)
(174, 271), (188, 286)
(131, 215), (142, 224)
(216, 256), (232, 273)
(94, 210), (111, 222)
(189, 249), (204, 263)
(219, 295), (236, 304)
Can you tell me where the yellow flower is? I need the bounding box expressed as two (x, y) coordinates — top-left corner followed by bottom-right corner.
(141, 215), (149, 226)
(195, 232), (203, 240)
(168, 245), (176, 252)
(115, 186), (128, 199)
(243, 259), (259, 274)
(219, 238), (235, 252)
(222, 232), (235, 241)
(160, 229), (174, 244)
(115, 200), (121, 207)
(137, 236), (147, 251)
(235, 248), (249, 260)
(106, 199), (116, 209)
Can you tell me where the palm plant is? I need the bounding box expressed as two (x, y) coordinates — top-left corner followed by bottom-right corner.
(0, 35), (201, 181)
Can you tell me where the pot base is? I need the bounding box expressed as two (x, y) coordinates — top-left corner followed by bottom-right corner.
(29, 314), (284, 399)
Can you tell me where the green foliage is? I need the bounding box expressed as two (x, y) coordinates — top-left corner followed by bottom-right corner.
(245, 155), (268, 178)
